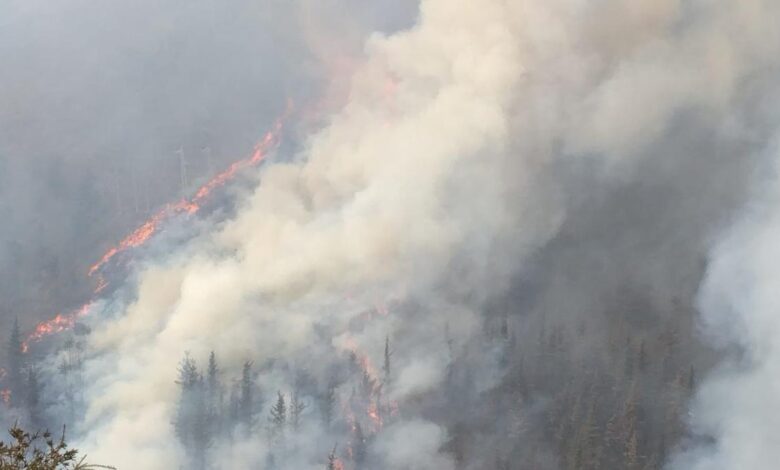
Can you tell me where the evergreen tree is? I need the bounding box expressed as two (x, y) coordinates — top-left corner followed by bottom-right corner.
(173, 353), (208, 470)
(239, 361), (254, 432)
(322, 379), (338, 427)
(268, 391), (286, 442)
(326, 444), (339, 470)
(353, 422), (366, 468)
(383, 336), (392, 385)
(207, 352), (219, 397)
(25, 367), (41, 429)
(0, 424), (115, 469)
(7, 317), (24, 407)
(206, 351), (222, 439)
(290, 387), (307, 432)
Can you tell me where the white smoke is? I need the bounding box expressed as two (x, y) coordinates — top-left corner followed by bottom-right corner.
(53, 0), (780, 468)
(669, 143), (780, 470)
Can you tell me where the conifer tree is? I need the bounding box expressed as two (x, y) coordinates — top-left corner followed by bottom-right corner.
(268, 391), (286, 443)
(26, 367), (41, 429)
(383, 336), (392, 385)
(353, 422), (366, 468)
(239, 361), (254, 432)
(173, 353), (209, 469)
(206, 351), (222, 439)
(322, 379), (337, 427)
(7, 317), (24, 407)
(290, 387), (307, 432)
(326, 445), (339, 470)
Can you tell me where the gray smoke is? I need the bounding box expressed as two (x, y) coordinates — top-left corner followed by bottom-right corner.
(4, 0), (780, 469)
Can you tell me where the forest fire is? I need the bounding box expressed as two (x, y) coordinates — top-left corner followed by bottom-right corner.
(87, 115), (287, 278)
(23, 113), (290, 351)
(22, 303), (93, 352)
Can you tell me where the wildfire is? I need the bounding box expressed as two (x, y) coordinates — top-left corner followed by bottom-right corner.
(23, 109), (291, 350)
(22, 303), (93, 352)
(87, 115), (286, 278)
(93, 275), (109, 295)
(340, 332), (388, 434)
(0, 389), (10, 406)
(367, 400), (383, 432)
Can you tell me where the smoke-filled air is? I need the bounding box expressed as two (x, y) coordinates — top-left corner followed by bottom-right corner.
(2, 1), (780, 469)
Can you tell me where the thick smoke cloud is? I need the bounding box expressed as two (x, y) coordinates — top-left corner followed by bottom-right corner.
(5, 0), (780, 468)
(0, 0), (415, 328)
(669, 143), (780, 470)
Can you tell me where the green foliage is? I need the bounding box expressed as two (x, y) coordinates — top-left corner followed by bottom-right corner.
(0, 425), (114, 470)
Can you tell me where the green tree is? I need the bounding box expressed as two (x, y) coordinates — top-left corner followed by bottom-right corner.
(0, 425), (114, 469)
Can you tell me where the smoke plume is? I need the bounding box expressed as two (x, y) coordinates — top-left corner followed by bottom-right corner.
(5, 0), (780, 469)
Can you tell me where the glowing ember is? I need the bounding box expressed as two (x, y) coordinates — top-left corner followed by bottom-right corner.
(87, 114), (287, 278)
(22, 303), (93, 352)
(367, 400), (383, 432)
(23, 110), (291, 350)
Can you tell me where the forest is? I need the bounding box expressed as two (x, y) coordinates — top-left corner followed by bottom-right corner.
(2, 1), (780, 469)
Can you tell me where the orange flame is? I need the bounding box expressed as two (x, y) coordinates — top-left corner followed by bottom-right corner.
(25, 109), (291, 350)
(22, 303), (93, 352)
(87, 117), (285, 278)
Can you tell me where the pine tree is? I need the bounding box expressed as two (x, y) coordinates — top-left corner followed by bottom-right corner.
(0, 424), (115, 469)
(383, 336), (392, 385)
(25, 367), (41, 429)
(206, 351), (221, 439)
(290, 387), (307, 431)
(322, 379), (337, 427)
(353, 422), (366, 468)
(207, 352), (219, 396)
(326, 444), (339, 470)
(173, 353), (208, 470)
(239, 361), (254, 432)
(268, 391), (286, 442)
(7, 317), (24, 407)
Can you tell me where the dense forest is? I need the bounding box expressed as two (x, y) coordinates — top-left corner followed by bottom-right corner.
(3, 0), (780, 469)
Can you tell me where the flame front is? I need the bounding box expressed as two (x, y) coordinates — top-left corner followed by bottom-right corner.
(24, 111), (289, 350)
(22, 303), (93, 352)
(87, 115), (287, 278)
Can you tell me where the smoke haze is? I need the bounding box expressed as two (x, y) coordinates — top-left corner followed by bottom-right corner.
(3, 1), (780, 469)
